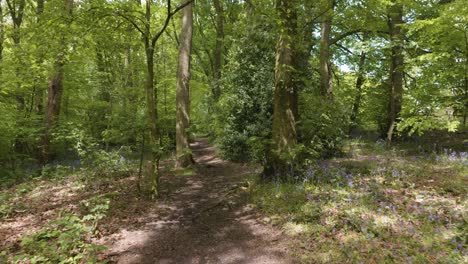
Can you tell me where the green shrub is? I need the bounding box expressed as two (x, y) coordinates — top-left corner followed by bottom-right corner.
(215, 17), (275, 163)
(299, 95), (349, 159)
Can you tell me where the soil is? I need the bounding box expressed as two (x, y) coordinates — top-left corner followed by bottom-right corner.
(102, 139), (297, 264)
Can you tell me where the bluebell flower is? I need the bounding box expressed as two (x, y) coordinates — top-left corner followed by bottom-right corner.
(428, 214), (435, 221)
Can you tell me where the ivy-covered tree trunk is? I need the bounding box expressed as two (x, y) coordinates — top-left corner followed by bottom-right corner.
(40, 0), (73, 164)
(212, 0), (224, 101)
(264, 0), (298, 180)
(386, 1), (404, 145)
(175, 2), (194, 168)
(319, 0), (334, 98)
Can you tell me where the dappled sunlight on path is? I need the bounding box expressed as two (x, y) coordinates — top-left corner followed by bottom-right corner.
(103, 139), (296, 264)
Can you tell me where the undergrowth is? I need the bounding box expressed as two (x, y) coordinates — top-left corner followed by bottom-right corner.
(0, 149), (132, 263)
(249, 139), (467, 263)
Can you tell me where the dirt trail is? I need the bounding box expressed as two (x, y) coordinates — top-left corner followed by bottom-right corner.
(105, 139), (297, 264)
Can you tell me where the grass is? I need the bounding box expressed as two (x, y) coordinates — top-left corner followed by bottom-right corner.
(249, 138), (467, 263)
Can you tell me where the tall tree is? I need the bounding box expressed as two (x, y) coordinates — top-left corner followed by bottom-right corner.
(264, 0), (298, 180)
(212, 0), (224, 101)
(33, 0), (45, 114)
(117, 0), (192, 197)
(40, 0), (74, 164)
(175, 1), (194, 168)
(5, 0), (26, 110)
(349, 33), (368, 132)
(0, 0), (3, 63)
(385, 0), (404, 144)
(319, 0), (334, 98)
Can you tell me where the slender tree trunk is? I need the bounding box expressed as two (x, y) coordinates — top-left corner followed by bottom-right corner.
(0, 1), (4, 91)
(463, 30), (468, 128)
(0, 1), (3, 63)
(386, 1), (404, 145)
(212, 0), (224, 101)
(139, 0), (160, 198)
(349, 35), (368, 133)
(40, 0), (73, 164)
(319, 0), (334, 98)
(264, 0), (298, 180)
(142, 40), (160, 197)
(176, 2), (194, 168)
(127, 0), (193, 197)
(6, 0), (26, 110)
(33, 0), (45, 114)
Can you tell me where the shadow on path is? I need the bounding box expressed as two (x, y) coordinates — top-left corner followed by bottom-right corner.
(105, 139), (296, 264)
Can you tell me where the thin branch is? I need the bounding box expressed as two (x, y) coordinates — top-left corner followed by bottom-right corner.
(330, 29), (389, 46)
(336, 43), (354, 55)
(151, 0), (194, 47)
(115, 11), (145, 37)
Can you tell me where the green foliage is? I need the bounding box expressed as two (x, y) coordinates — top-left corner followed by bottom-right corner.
(215, 15), (275, 163)
(299, 95), (349, 160)
(13, 199), (109, 264)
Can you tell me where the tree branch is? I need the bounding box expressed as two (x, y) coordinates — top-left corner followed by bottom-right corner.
(115, 11), (146, 37)
(330, 30), (389, 46)
(151, 0), (194, 47)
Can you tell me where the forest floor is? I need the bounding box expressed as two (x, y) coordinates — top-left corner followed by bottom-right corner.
(0, 139), (297, 263)
(101, 139), (296, 263)
(1, 136), (466, 263)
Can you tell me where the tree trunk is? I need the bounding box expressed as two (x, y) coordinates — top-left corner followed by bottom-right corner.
(34, 0), (45, 114)
(139, 0), (160, 198)
(263, 0), (298, 180)
(141, 42), (160, 197)
(175, 2), (194, 168)
(212, 0), (224, 101)
(349, 34), (368, 133)
(41, 60), (64, 163)
(319, 0), (334, 98)
(463, 30), (468, 128)
(386, 1), (404, 145)
(0, 1), (3, 63)
(40, 0), (73, 164)
(6, 0), (26, 110)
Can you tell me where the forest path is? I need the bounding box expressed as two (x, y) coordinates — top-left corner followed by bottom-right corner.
(105, 139), (297, 264)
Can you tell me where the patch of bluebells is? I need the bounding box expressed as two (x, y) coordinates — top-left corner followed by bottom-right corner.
(419, 144), (468, 164)
(377, 201), (397, 212)
(304, 162), (358, 189)
(344, 173), (354, 187)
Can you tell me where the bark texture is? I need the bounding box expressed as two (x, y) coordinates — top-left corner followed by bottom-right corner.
(212, 0), (224, 101)
(176, 2), (194, 168)
(264, 0), (298, 180)
(0, 2), (3, 62)
(319, 0), (334, 98)
(40, 0), (73, 164)
(6, 0), (26, 110)
(33, 0), (45, 114)
(140, 0), (160, 197)
(350, 34), (368, 133)
(385, 1), (404, 145)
